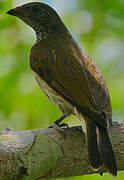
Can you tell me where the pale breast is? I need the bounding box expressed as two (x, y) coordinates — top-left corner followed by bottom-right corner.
(34, 73), (74, 115)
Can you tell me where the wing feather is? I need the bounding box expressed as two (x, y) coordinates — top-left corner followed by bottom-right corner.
(30, 44), (112, 127)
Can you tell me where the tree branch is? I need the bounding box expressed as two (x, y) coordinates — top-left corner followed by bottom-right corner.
(0, 121), (124, 180)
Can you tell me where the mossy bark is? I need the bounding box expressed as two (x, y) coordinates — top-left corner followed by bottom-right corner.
(0, 121), (124, 180)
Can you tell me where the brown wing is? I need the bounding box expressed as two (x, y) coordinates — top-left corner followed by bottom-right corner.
(30, 43), (112, 127)
(82, 51), (112, 114)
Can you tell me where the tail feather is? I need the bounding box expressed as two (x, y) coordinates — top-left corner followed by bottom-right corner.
(97, 127), (117, 176)
(85, 118), (102, 170)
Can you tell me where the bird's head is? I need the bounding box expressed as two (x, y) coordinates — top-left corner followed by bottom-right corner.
(7, 2), (67, 40)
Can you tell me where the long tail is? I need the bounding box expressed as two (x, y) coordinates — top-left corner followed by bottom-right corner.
(97, 127), (117, 176)
(85, 117), (117, 176)
(85, 117), (102, 170)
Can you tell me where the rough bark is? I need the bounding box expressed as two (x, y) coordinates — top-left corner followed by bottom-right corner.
(0, 121), (124, 180)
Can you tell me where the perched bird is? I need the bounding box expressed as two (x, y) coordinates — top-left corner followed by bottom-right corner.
(7, 2), (117, 176)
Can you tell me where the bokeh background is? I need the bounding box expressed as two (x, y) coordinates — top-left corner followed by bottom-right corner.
(0, 0), (124, 179)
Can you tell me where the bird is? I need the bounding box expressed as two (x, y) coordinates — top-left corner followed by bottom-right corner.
(7, 2), (117, 176)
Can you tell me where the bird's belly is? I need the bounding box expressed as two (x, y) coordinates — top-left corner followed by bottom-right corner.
(35, 73), (74, 115)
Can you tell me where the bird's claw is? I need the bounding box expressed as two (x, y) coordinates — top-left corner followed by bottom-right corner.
(48, 123), (65, 133)
(59, 122), (68, 128)
(48, 115), (68, 129)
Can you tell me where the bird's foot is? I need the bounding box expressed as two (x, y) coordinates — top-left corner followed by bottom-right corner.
(49, 123), (65, 133)
(48, 115), (68, 134)
(48, 115), (68, 128)
(59, 122), (68, 128)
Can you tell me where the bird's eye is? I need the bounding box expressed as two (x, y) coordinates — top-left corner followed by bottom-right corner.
(32, 6), (39, 13)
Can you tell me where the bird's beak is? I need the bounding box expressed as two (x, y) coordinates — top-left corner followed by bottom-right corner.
(7, 6), (22, 17)
(7, 8), (18, 16)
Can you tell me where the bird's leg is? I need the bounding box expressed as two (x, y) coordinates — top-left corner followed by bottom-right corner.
(48, 114), (68, 129)
(53, 115), (68, 127)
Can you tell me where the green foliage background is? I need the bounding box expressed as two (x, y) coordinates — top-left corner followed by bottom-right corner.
(0, 0), (124, 179)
